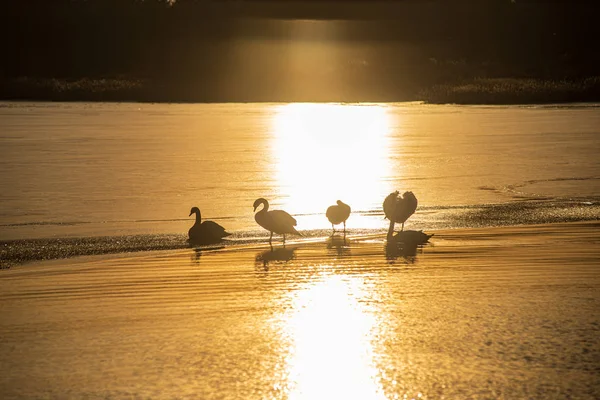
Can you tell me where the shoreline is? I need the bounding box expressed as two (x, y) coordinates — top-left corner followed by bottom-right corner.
(2, 77), (600, 105)
(2, 220), (598, 270)
(3, 98), (600, 106)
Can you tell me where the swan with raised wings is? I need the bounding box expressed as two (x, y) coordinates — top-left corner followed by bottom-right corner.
(188, 207), (231, 245)
(253, 198), (301, 244)
(383, 191), (418, 232)
(326, 200), (351, 235)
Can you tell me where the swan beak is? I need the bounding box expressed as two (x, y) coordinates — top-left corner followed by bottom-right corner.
(253, 206), (257, 212)
(189, 212), (193, 217)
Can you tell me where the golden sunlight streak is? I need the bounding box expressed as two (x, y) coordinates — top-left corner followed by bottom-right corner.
(272, 103), (393, 230)
(284, 20), (343, 97)
(282, 275), (385, 400)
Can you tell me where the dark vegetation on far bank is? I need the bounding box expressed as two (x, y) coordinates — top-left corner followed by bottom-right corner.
(2, 1), (599, 104)
(420, 77), (600, 105)
(3, 76), (600, 104)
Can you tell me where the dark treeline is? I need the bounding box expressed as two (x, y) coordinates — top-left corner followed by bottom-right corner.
(2, 0), (599, 102)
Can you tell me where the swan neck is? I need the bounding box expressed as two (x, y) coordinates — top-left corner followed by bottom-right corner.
(194, 209), (202, 224)
(257, 199), (269, 213)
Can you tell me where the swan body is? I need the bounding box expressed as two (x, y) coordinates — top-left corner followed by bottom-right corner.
(383, 191), (418, 232)
(188, 207), (231, 245)
(253, 198), (301, 244)
(326, 200), (351, 234)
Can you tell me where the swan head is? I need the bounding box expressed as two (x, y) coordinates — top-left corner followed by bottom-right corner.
(253, 198), (268, 212)
(189, 207), (200, 217)
(336, 200), (343, 206)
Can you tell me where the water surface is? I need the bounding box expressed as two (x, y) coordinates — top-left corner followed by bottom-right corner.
(1, 101), (599, 245)
(1, 102), (599, 398)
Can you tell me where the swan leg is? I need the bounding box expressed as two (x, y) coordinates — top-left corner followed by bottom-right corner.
(331, 224), (335, 236)
(387, 219), (396, 240)
(283, 234), (286, 245)
(401, 222), (405, 232)
(269, 231), (273, 244)
(343, 221), (346, 234)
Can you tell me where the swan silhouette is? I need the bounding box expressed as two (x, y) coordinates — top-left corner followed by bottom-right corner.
(188, 207), (231, 245)
(383, 191), (418, 233)
(326, 200), (351, 235)
(253, 198), (301, 245)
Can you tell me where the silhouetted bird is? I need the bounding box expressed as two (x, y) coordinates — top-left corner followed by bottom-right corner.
(383, 191), (418, 231)
(188, 207), (231, 245)
(326, 200), (351, 235)
(253, 198), (301, 245)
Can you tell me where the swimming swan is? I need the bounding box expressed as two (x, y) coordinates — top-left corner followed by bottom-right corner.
(253, 198), (301, 244)
(326, 200), (351, 235)
(188, 207), (231, 245)
(383, 191), (418, 232)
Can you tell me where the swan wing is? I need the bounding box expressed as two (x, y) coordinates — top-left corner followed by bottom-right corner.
(269, 210), (297, 226)
(201, 220), (230, 238)
(326, 205), (350, 224)
(394, 196), (418, 224)
(269, 210), (301, 234)
(255, 209), (300, 235)
(340, 203), (351, 220)
(326, 205), (338, 224)
(383, 192), (399, 220)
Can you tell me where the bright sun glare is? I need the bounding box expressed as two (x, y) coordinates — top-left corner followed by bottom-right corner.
(272, 103), (392, 230)
(282, 275), (386, 400)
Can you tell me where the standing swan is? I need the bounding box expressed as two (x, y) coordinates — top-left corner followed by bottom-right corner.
(253, 198), (301, 245)
(326, 200), (351, 235)
(188, 207), (231, 245)
(383, 191), (418, 234)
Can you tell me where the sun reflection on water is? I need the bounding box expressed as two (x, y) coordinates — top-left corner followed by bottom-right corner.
(272, 103), (393, 230)
(281, 275), (385, 400)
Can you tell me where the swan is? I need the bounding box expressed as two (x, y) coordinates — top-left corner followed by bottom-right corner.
(383, 191), (418, 232)
(253, 198), (301, 244)
(188, 207), (231, 245)
(326, 200), (351, 235)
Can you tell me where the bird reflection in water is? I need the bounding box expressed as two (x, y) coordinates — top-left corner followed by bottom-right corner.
(326, 234), (351, 257)
(189, 245), (225, 265)
(385, 230), (433, 264)
(191, 248), (203, 264)
(255, 246), (297, 271)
